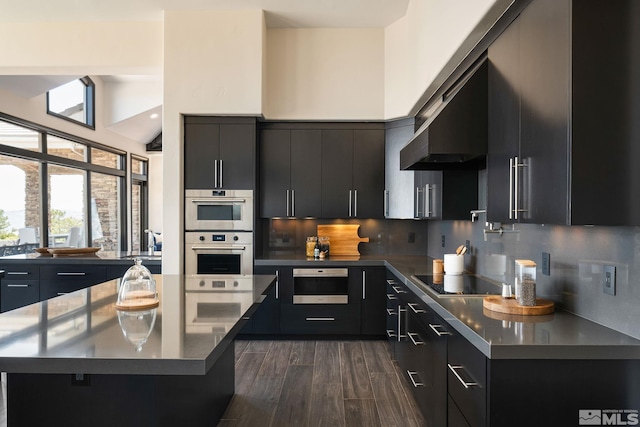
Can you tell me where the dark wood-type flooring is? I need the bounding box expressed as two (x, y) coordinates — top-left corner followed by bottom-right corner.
(218, 340), (426, 426)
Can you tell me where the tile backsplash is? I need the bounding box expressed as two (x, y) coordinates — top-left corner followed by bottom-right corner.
(259, 218), (429, 257)
(428, 219), (640, 340)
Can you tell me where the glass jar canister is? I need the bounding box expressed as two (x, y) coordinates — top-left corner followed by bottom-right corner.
(318, 236), (330, 256)
(306, 237), (318, 258)
(515, 259), (536, 306)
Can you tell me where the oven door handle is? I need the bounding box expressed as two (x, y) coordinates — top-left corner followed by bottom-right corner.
(190, 246), (246, 251)
(189, 199), (247, 204)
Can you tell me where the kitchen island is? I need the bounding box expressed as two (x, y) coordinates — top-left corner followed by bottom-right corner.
(0, 273), (275, 427)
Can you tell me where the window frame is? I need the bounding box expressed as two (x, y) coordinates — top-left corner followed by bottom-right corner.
(46, 77), (96, 130)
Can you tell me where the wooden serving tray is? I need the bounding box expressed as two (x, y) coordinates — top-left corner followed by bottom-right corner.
(483, 295), (555, 315)
(47, 247), (101, 257)
(317, 224), (369, 256)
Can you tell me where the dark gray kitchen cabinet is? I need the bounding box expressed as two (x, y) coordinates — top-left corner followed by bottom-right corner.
(238, 266), (280, 335)
(39, 265), (107, 300)
(355, 267), (386, 336)
(184, 116), (256, 190)
(488, 0), (640, 225)
(0, 266), (39, 312)
(321, 128), (385, 219)
(259, 128), (321, 218)
(414, 169), (478, 220)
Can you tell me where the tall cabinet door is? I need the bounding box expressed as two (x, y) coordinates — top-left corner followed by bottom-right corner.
(321, 130), (353, 218)
(487, 15), (521, 224)
(518, 0), (569, 224)
(260, 129), (291, 218)
(184, 123), (220, 189)
(219, 123), (255, 190)
(290, 130), (322, 218)
(353, 130), (384, 219)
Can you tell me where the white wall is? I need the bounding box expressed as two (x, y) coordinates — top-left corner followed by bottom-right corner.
(384, 0), (497, 118)
(265, 28), (385, 120)
(162, 10), (266, 274)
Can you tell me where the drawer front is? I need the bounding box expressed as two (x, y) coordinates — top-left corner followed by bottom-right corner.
(448, 332), (487, 427)
(1, 265), (40, 280)
(280, 304), (360, 334)
(448, 395), (471, 427)
(39, 266), (107, 300)
(1, 279), (40, 312)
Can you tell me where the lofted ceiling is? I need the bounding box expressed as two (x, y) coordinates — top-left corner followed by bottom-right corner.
(0, 0), (410, 145)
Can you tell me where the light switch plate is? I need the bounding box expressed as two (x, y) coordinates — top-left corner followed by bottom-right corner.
(603, 265), (616, 296)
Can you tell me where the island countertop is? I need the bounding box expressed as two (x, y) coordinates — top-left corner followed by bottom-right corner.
(0, 274), (275, 375)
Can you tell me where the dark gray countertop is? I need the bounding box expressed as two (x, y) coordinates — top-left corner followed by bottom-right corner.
(0, 274), (275, 375)
(0, 251), (162, 265)
(257, 254), (640, 360)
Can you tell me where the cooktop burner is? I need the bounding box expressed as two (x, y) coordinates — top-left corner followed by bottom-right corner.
(413, 274), (501, 296)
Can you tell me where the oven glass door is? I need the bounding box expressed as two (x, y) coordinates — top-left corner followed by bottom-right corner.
(293, 269), (349, 304)
(196, 204), (242, 222)
(196, 253), (241, 275)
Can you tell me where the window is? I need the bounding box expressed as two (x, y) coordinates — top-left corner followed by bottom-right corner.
(47, 77), (95, 129)
(0, 114), (134, 255)
(131, 156), (149, 252)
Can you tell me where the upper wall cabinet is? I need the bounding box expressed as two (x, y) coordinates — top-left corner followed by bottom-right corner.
(259, 123), (385, 219)
(184, 116), (256, 190)
(259, 128), (322, 218)
(488, 0), (640, 225)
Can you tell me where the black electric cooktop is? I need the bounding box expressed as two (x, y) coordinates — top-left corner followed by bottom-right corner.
(413, 274), (501, 296)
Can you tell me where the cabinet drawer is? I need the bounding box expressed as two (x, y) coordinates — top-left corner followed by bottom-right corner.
(280, 304), (360, 334)
(448, 332), (487, 427)
(39, 266), (107, 300)
(1, 265), (40, 280)
(1, 279), (40, 312)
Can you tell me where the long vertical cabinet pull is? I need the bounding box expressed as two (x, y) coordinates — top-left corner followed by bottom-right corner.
(275, 270), (279, 299)
(362, 270), (366, 300)
(424, 184), (431, 218)
(353, 189), (358, 217)
(415, 186), (423, 218)
(384, 190), (389, 218)
(214, 160), (219, 189)
(508, 157), (514, 220)
(291, 190), (295, 217)
(348, 190), (353, 217)
(286, 190), (290, 217)
(514, 156), (519, 220)
(219, 160), (223, 188)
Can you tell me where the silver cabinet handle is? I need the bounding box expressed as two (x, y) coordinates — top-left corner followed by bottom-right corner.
(407, 302), (425, 314)
(242, 316), (251, 320)
(6, 272), (29, 275)
(56, 272), (86, 276)
(306, 317), (335, 321)
(386, 293), (397, 301)
(424, 184), (430, 217)
(214, 159), (219, 188)
(275, 270), (279, 299)
(509, 157), (514, 219)
(354, 189), (358, 217)
(514, 156), (519, 220)
(415, 186), (421, 218)
(190, 199), (246, 204)
(291, 189), (295, 217)
(429, 324), (451, 337)
(407, 371), (424, 388)
(448, 364), (478, 388)
(57, 292), (69, 296)
(219, 159), (223, 188)
(386, 279), (398, 285)
(386, 329), (397, 339)
(386, 308), (397, 316)
(7, 284), (30, 288)
(286, 190), (290, 216)
(408, 332), (424, 346)
(348, 190), (353, 217)
(362, 270), (366, 299)
(391, 285), (406, 294)
(384, 190), (389, 218)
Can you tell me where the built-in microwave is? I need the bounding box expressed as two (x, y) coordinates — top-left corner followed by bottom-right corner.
(185, 189), (253, 231)
(184, 231), (253, 276)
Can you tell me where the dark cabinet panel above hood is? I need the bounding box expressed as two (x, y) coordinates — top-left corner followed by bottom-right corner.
(400, 60), (488, 171)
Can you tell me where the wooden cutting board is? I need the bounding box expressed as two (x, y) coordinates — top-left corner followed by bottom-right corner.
(317, 224), (369, 256)
(483, 295), (555, 315)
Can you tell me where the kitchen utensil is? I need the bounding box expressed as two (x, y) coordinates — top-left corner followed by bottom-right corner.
(316, 224), (369, 256)
(433, 259), (444, 274)
(501, 283), (512, 298)
(456, 244), (467, 255)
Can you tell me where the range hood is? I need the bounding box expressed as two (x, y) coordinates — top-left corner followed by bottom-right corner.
(400, 59), (488, 171)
